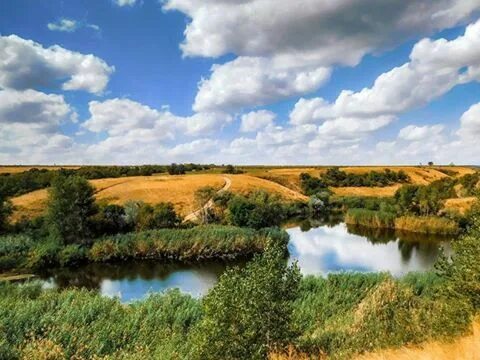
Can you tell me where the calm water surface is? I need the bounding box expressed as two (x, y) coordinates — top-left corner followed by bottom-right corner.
(287, 220), (452, 277)
(39, 221), (452, 302)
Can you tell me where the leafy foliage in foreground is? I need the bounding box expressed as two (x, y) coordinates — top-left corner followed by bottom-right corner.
(190, 241), (301, 360)
(0, 284), (201, 359)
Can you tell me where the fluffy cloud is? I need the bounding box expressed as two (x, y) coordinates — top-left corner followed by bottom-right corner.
(0, 89), (74, 131)
(240, 110), (276, 132)
(398, 124), (445, 141)
(0, 35), (114, 94)
(166, 0), (480, 111)
(82, 98), (232, 162)
(84, 98), (231, 137)
(193, 57), (331, 112)
(457, 102), (480, 140)
(0, 89), (76, 162)
(167, 139), (219, 157)
(164, 0), (479, 60)
(289, 19), (480, 145)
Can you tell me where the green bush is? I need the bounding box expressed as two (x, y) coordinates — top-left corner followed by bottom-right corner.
(135, 202), (180, 231)
(436, 212), (480, 309)
(26, 238), (62, 269)
(189, 241), (301, 359)
(0, 234), (35, 270)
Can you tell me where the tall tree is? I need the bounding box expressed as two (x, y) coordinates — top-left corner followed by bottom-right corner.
(47, 175), (97, 244)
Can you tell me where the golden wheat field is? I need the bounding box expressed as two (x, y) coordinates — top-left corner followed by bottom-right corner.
(10, 173), (308, 221)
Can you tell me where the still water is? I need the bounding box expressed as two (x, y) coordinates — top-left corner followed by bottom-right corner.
(39, 221), (452, 302)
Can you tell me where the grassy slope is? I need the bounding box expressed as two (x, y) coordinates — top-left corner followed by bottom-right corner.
(10, 173), (307, 221)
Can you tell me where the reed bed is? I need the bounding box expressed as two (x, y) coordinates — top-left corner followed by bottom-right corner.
(344, 209), (396, 229)
(394, 216), (459, 235)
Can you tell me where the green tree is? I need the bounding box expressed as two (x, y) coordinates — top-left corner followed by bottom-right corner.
(190, 241), (301, 359)
(47, 175), (97, 244)
(136, 202), (180, 230)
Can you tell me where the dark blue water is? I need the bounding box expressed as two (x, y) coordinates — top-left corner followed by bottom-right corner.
(39, 222), (452, 302)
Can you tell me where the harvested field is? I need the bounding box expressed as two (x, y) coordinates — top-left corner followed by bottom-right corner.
(331, 185), (402, 197)
(10, 174), (307, 221)
(228, 174), (308, 201)
(248, 167), (324, 191)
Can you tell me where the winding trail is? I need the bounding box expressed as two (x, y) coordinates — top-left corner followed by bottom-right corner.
(183, 176), (232, 223)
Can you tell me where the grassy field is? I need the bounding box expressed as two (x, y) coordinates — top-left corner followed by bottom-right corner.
(10, 173), (307, 221)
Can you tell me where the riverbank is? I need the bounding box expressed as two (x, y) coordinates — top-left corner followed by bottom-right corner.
(0, 226), (288, 272)
(345, 209), (460, 235)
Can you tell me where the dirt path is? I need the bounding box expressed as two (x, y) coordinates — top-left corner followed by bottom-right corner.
(183, 176), (231, 222)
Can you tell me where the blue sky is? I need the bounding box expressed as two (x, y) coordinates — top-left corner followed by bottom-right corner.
(0, 0), (479, 165)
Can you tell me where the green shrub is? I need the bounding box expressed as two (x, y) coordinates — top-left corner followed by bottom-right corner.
(0, 234), (35, 270)
(189, 241), (301, 359)
(436, 212), (480, 309)
(58, 244), (87, 266)
(26, 238), (62, 269)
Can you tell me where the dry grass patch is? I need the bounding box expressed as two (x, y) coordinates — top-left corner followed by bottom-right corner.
(444, 197), (478, 215)
(331, 185), (402, 197)
(248, 167), (322, 192)
(355, 318), (480, 360)
(229, 174), (308, 201)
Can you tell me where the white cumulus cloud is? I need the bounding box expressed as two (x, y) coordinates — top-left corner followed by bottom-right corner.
(0, 35), (114, 94)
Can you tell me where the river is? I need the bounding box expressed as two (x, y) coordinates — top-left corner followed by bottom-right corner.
(37, 220), (453, 302)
